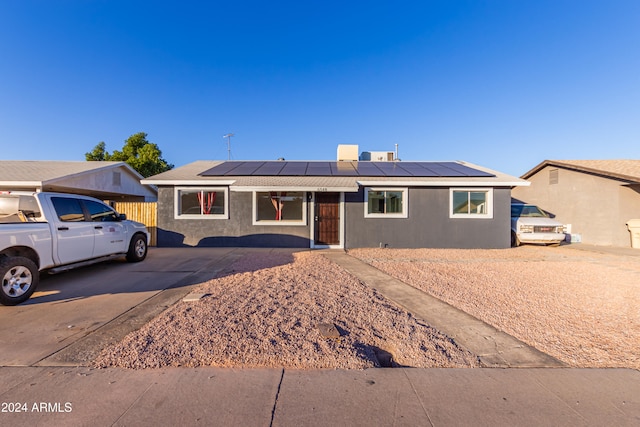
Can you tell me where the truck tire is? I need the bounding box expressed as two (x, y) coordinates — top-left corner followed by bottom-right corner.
(0, 256), (39, 306)
(126, 234), (148, 262)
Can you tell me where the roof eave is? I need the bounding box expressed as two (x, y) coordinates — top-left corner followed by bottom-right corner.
(522, 160), (640, 183)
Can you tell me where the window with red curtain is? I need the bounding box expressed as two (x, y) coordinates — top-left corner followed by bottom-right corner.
(255, 191), (304, 222)
(178, 189), (226, 216)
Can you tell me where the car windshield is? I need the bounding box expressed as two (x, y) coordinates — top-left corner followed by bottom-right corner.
(511, 204), (548, 218)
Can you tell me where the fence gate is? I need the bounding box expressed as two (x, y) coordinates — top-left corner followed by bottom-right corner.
(113, 202), (157, 246)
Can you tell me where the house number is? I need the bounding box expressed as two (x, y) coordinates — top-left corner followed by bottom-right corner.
(316, 188), (328, 192)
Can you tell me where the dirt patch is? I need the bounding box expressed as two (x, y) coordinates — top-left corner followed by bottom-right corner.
(349, 246), (640, 369)
(94, 251), (479, 369)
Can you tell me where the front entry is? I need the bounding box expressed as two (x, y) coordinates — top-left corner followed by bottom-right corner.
(314, 192), (340, 246)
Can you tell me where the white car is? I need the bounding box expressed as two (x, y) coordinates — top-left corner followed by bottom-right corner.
(511, 203), (565, 247)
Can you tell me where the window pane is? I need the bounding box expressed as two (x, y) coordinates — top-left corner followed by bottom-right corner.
(85, 200), (119, 222)
(386, 192), (403, 213)
(469, 192), (487, 214)
(180, 190), (224, 215)
(51, 197), (85, 222)
(256, 191), (303, 221)
(367, 191), (385, 214)
(452, 191), (469, 214)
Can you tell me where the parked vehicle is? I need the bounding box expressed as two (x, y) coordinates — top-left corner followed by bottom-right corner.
(511, 203), (565, 247)
(0, 191), (150, 305)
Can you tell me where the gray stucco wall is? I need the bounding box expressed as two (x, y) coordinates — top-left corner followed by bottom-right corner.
(156, 187), (311, 247)
(344, 187), (512, 249)
(157, 186), (512, 249)
(512, 166), (640, 247)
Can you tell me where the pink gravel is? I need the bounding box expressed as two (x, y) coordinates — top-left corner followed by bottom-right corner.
(94, 251), (479, 369)
(349, 246), (640, 369)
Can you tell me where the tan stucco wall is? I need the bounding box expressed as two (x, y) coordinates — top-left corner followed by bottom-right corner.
(512, 166), (640, 247)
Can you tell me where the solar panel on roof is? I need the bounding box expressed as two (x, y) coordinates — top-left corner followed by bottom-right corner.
(254, 162), (286, 175)
(353, 162), (386, 176)
(444, 162), (494, 177)
(279, 162), (308, 175)
(199, 161), (245, 176)
(330, 162), (359, 175)
(198, 160), (495, 178)
(373, 162), (413, 176)
(229, 162), (264, 175)
(424, 163), (466, 177)
(306, 162), (332, 175)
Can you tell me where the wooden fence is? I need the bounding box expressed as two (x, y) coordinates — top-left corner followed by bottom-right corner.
(114, 202), (157, 246)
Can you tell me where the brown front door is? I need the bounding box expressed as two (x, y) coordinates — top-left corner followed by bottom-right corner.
(315, 192), (340, 245)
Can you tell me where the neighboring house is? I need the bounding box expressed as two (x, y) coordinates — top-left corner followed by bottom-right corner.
(0, 161), (157, 202)
(142, 148), (527, 249)
(512, 160), (640, 247)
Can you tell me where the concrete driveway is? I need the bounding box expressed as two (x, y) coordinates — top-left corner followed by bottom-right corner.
(0, 247), (253, 367)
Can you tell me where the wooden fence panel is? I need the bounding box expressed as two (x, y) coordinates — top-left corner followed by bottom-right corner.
(114, 202), (157, 246)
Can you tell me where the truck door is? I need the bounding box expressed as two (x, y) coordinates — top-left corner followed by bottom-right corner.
(50, 196), (95, 265)
(83, 199), (127, 258)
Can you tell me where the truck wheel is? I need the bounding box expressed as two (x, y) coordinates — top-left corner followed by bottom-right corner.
(0, 257), (39, 306)
(126, 234), (147, 262)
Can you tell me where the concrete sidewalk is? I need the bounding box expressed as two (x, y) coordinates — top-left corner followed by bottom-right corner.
(1, 366), (638, 426)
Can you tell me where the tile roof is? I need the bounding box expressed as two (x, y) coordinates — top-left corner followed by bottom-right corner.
(522, 160), (640, 183)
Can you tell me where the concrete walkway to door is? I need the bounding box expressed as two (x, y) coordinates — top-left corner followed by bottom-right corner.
(321, 250), (565, 368)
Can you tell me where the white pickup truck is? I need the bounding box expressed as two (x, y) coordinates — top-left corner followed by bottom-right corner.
(0, 191), (150, 305)
(511, 203), (565, 247)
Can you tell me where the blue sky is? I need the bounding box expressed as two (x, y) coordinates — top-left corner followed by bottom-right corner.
(1, 1), (638, 177)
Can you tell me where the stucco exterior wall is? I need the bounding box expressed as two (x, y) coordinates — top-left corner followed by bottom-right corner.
(156, 187), (311, 247)
(512, 166), (640, 247)
(344, 187), (512, 249)
(157, 186), (513, 249)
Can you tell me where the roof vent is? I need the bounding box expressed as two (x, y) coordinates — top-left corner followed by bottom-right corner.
(337, 144), (359, 161)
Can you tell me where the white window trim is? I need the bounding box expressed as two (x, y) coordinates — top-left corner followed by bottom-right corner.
(449, 188), (493, 219)
(364, 187), (408, 218)
(174, 187), (229, 219)
(252, 191), (308, 226)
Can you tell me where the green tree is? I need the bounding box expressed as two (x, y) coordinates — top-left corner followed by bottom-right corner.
(85, 132), (174, 177)
(85, 141), (108, 161)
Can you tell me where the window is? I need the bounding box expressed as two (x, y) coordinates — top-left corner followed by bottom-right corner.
(450, 189), (493, 218)
(51, 197), (85, 222)
(253, 191), (306, 225)
(364, 188), (407, 218)
(175, 188), (228, 219)
(84, 200), (120, 222)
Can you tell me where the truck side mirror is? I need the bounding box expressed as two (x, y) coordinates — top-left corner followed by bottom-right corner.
(118, 213), (127, 221)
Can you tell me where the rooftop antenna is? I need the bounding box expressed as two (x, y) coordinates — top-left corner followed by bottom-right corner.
(395, 143), (399, 161)
(223, 133), (234, 160)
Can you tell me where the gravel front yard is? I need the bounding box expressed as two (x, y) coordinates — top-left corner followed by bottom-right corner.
(349, 246), (640, 369)
(95, 251), (479, 369)
(95, 246), (639, 370)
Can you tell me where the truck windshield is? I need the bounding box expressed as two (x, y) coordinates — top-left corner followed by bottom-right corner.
(0, 194), (42, 223)
(511, 204), (548, 218)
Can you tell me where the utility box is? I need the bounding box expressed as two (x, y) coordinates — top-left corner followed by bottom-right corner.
(337, 144), (359, 161)
(626, 219), (640, 249)
(360, 151), (394, 161)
